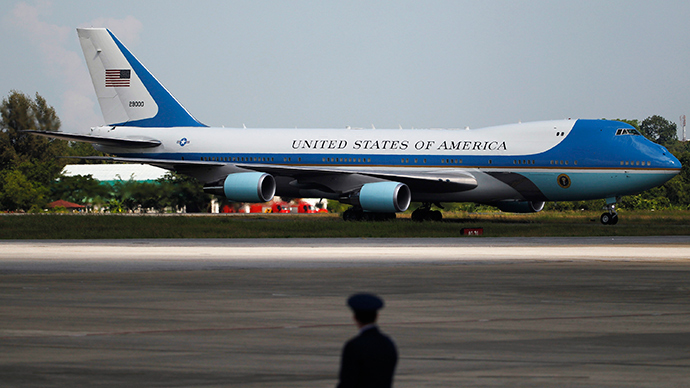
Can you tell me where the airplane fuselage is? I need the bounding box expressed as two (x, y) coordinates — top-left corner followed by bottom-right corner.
(92, 119), (681, 205)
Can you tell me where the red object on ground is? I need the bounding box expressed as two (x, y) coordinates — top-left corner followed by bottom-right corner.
(462, 228), (484, 236)
(46, 200), (85, 209)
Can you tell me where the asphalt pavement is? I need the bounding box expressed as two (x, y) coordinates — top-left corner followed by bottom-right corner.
(1, 237), (689, 387)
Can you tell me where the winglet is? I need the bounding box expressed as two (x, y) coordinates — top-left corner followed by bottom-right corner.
(77, 28), (206, 128)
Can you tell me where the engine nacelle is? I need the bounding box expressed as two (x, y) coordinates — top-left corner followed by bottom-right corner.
(493, 200), (545, 213)
(358, 182), (411, 213)
(223, 172), (276, 202)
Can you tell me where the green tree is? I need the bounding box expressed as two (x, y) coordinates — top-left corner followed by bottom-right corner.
(156, 172), (212, 213)
(0, 91), (108, 211)
(0, 91), (66, 181)
(0, 169), (48, 210)
(0, 91), (68, 210)
(640, 115), (678, 146)
(614, 118), (640, 130)
(51, 174), (111, 205)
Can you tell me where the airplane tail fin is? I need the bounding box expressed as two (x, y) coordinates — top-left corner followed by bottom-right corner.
(77, 28), (205, 128)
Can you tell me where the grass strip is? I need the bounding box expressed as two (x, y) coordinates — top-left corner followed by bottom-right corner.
(1, 211), (689, 239)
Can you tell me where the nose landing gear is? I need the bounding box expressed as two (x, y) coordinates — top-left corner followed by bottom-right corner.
(600, 197), (620, 225)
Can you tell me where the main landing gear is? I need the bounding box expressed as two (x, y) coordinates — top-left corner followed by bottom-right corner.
(411, 203), (443, 222)
(600, 197), (619, 225)
(342, 207), (396, 221)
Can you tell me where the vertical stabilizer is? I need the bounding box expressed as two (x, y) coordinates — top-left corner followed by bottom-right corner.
(77, 28), (205, 127)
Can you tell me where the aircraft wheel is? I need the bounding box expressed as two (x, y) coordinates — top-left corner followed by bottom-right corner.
(343, 208), (363, 221)
(600, 213), (611, 225)
(609, 214), (619, 225)
(381, 212), (396, 221)
(364, 212), (396, 221)
(600, 213), (618, 225)
(412, 207), (442, 222)
(411, 208), (426, 222)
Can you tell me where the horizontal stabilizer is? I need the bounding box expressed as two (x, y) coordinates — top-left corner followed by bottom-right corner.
(23, 130), (161, 148)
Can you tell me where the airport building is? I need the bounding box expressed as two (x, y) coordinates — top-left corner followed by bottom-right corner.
(62, 164), (169, 184)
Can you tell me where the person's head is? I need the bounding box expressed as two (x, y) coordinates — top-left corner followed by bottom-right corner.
(353, 309), (378, 326)
(347, 293), (384, 327)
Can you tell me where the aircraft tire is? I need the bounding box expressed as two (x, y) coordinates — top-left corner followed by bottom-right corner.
(609, 214), (619, 225)
(600, 213), (618, 225)
(600, 213), (610, 225)
(412, 208), (442, 222)
(411, 208), (426, 222)
(364, 212), (396, 221)
(343, 208), (363, 221)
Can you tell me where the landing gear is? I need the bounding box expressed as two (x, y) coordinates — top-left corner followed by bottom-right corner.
(343, 207), (396, 221)
(600, 212), (618, 225)
(411, 203), (443, 222)
(600, 198), (619, 225)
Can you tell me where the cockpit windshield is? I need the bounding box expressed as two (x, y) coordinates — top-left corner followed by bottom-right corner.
(615, 128), (642, 136)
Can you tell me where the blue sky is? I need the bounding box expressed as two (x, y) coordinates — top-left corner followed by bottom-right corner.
(2, 1), (689, 138)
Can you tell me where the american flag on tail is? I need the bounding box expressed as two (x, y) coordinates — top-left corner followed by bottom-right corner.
(105, 69), (131, 87)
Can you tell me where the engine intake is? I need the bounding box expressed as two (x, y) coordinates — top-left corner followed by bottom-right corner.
(357, 182), (411, 213)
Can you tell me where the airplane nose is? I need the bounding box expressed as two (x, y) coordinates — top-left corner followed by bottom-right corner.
(659, 145), (682, 172)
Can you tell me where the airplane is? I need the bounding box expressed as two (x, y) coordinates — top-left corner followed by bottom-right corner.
(27, 28), (682, 224)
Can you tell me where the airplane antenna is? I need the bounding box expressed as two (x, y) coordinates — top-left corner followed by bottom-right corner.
(243, 123), (246, 129)
(372, 124), (376, 129)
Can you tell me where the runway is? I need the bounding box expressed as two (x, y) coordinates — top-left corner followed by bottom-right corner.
(1, 237), (689, 387)
(1, 236), (689, 273)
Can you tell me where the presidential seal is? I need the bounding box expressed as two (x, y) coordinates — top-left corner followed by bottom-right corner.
(557, 174), (571, 189)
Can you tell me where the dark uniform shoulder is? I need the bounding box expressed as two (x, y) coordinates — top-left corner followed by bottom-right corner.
(339, 327), (398, 388)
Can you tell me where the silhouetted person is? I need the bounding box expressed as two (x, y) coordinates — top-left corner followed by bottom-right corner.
(337, 293), (398, 388)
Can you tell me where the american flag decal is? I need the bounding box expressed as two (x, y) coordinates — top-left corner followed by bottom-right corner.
(105, 69), (131, 87)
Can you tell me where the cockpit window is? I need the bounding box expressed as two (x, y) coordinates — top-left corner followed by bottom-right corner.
(615, 128), (642, 136)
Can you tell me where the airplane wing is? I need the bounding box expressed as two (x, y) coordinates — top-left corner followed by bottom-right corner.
(22, 130), (161, 148)
(69, 156), (478, 194)
(249, 164), (477, 193)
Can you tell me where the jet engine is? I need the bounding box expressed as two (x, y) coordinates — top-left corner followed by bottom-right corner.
(356, 182), (411, 213)
(492, 200), (545, 213)
(222, 172), (276, 202)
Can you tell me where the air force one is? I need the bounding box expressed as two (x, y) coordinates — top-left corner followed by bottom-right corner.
(28, 28), (681, 224)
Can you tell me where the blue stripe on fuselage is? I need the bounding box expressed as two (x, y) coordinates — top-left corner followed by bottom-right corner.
(117, 120), (680, 170)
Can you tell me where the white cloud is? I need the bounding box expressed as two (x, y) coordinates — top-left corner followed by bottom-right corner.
(85, 16), (143, 47)
(7, 1), (143, 132)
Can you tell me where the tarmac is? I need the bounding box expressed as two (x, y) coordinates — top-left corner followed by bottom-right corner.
(1, 237), (689, 387)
